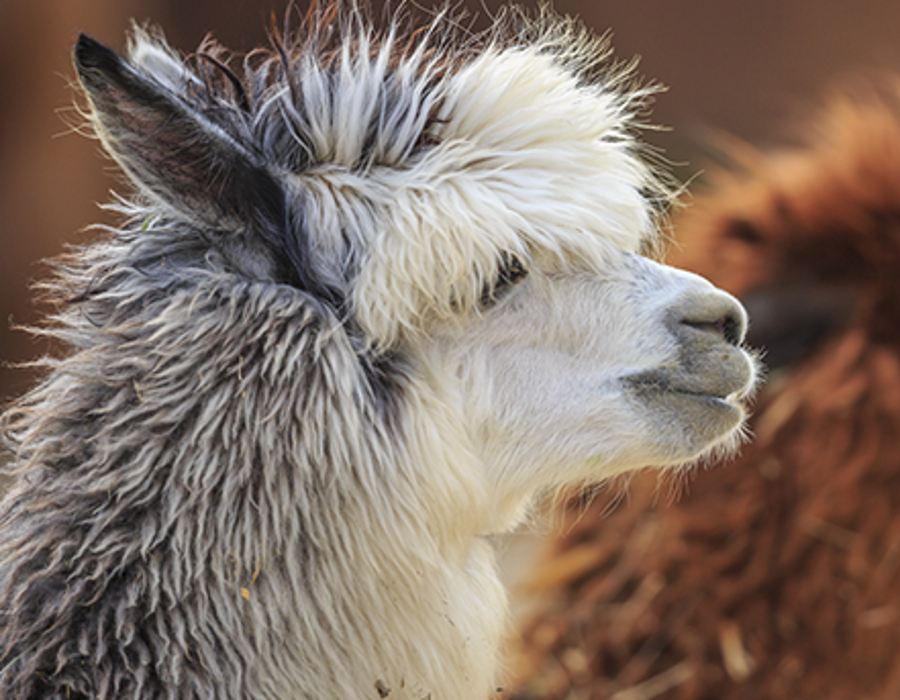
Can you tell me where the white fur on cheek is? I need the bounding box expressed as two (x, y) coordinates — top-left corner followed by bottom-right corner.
(432, 255), (757, 533)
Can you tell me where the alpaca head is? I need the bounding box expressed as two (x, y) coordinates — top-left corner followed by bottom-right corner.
(73, 7), (756, 523)
(0, 6), (756, 698)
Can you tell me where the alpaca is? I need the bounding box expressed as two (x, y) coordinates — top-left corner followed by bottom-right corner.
(0, 4), (757, 698)
(511, 82), (900, 700)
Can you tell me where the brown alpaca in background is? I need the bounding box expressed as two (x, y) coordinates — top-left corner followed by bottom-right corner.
(510, 82), (900, 700)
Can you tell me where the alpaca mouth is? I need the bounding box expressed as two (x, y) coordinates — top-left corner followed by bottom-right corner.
(668, 390), (747, 421)
(626, 373), (751, 404)
(632, 384), (747, 425)
(669, 389), (743, 408)
(627, 342), (757, 404)
(625, 367), (753, 456)
(625, 355), (756, 430)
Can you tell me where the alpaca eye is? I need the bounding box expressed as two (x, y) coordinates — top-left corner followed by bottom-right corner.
(497, 255), (528, 287)
(481, 254), (528, 306)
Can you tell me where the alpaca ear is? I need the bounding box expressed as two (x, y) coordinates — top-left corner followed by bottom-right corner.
(73, 33), (284, 233)
(72, 34), (337, 296)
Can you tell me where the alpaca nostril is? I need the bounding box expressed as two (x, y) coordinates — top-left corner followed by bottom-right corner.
(685, 315), (743, 346)
(678, 294), (748, 347)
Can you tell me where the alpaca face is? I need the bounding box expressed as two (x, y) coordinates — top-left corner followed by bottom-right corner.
(424, 250), (755, 523)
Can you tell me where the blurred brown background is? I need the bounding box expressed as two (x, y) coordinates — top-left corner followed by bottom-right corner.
(3, 0), (900, 402)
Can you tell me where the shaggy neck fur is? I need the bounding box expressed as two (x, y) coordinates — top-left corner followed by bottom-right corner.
(1, 212), (500, 699)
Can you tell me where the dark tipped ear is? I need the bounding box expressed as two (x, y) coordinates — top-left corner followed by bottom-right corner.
(74, 33), (280, 227)
(73, 34), (328, 293)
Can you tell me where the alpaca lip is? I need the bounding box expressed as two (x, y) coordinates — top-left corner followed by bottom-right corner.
(625, 340), (757, 406)
(646, 385), (742, 409)
(625, 372), (748, 405)
(626, 376), (748, 434)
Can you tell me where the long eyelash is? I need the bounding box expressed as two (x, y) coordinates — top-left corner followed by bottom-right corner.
(497, 254), (528, 287)
(481, 253), (528, 307)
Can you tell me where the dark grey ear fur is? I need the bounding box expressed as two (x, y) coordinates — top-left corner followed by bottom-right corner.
(73, 34), (332, 299)
(74, 33), (269, 230)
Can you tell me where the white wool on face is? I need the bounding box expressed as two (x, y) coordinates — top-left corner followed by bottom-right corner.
(439, 46), (653, 248)
(352, 43), (658, 347)
(259, 16), (663, 350)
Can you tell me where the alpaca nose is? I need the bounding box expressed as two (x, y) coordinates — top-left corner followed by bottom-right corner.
(676, 290), (748, 347)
